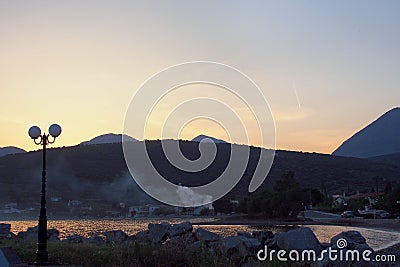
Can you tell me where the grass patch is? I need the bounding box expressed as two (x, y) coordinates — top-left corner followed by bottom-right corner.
(0, 239), (229, 267)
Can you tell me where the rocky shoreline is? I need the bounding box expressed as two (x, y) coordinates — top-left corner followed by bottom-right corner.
(2, 221), (394, 266)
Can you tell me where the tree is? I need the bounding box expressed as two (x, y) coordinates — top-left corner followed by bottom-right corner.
(273, 171), (298, 192)
(383, 184), (400, 215)
(213, 198), (233, 213)
(247, 190), (273, 217)
(304, 188), (324, 206)
(384, 181), (393, 194)
(237, 197), (248, 214)
(271, 171), (304, 217)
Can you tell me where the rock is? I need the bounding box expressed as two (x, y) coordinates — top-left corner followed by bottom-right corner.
(168, 221), (193, 238)
(320, 242), (331, 248)
(218, 235), (261, 263)
(237, 236), (262, 254)
(252, 230), (274, 245)
(47, 228), (60, 241)
(354, 243), (373, 252)
(148, 222), (170, 243)
(275, 227), (322, 253)
(195, 228), (222, 244)
(135, 230), (150, 242)
(26, 226), (38, 232)
(0, 223), (11, 239)
(166, 235), (184, 245)
(265, 232), (280, 248)
(16, 226), (37, 241)
(237, 231), (252, 239)
(85, 235), (105, 244)
(219, 236), (247, 258)
(353, 244), (377, 267)
(103, 230), (127, 243)
(17, 226), (59, 242)
(66, 234), (85, 243)
(314, 232), (374, 267)
(331, 231), (366, 250)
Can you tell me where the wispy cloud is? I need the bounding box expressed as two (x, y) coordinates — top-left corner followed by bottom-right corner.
(273, 106), (314, 122)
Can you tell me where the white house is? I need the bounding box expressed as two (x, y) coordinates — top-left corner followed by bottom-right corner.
(332, 194), (345, 205)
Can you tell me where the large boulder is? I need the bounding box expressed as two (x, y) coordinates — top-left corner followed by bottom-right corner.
(275, 227), (322, 253)
(17, 226), (37, 241)
(47, 228), (60, 241)
(103, 230), (127, 243)
(313, 231), (375, 267)
(237, 231), (252, 239)
(238, 236), (262, 254)
(135, 230), (150, 242)
(218, 235), (261, 263)
(330, 231), (367, 250)
(219, 236), (248, 259)
(194, 228), (222, 244)
(66, 234), (85, 243)
(0, 223), (11, 239)
(166, 235), (184, 245)
(354, 243), (373, 253)
(252, 230), (274, 245)
(147, 222), (170, 243)
(168, 221), (193, 238)
(17, 226), (60, 241)
(85, 234), (105, 244)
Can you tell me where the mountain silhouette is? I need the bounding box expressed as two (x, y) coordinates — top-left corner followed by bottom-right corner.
(333, 107), (400, 158)
(80, 133), (137, 146)
(0, 146), (26, 158)
(191, 135), (227, 144)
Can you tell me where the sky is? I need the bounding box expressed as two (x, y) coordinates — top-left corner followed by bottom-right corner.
(0, 1), (399, 153)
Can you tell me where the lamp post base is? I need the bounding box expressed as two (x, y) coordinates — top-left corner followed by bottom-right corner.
(34, 249), (49, 266)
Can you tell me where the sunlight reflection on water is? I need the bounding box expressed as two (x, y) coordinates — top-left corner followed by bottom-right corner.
(3, 219), (399, 251)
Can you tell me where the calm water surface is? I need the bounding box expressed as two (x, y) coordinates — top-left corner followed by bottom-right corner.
(3, 219), (399, 251)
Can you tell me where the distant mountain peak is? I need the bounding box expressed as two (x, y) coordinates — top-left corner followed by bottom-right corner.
(0, 146), (26, 158)
(333, 107), (400, 158)
(80, 133), (137, 146)
(191, 135), (227, 144)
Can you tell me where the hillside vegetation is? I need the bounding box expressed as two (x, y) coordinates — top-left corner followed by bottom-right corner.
(0, 140), (399, 209)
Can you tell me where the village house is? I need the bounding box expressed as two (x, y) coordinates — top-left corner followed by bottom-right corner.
(128, 204), (163, 217)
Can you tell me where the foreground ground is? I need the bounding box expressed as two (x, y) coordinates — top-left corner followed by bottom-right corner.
(1, 214), (399, 266)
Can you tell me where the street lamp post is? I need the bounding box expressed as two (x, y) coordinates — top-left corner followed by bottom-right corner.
(28, 124), (62, 266)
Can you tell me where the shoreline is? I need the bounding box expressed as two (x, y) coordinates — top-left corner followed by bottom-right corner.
(3, 215), (400, 233)
(194, 216), (400, 233)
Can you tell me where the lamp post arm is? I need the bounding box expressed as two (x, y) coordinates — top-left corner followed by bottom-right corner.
(47, 135), (56, 144)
